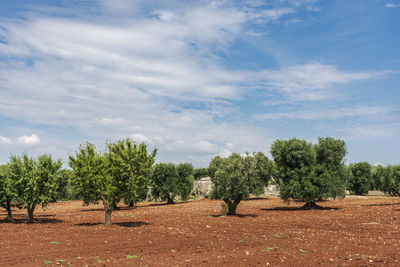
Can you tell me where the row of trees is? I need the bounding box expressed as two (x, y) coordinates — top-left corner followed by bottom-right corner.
(207, 137), (400, 215)
(2, 136), (399, 223)
(0, 154), (62, 223)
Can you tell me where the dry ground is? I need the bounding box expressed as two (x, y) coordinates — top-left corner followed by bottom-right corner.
(1, 196), (400, 266)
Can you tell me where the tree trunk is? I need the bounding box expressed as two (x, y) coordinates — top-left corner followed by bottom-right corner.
(302, 201), (322, 209)
(103, 200), (113, 225)
(225, 195), (242, 215)
(6, 199), (13, 219)
(167, 196), (174, 204)
(27, 205), (35, 224)
(112, 201), (119, 210)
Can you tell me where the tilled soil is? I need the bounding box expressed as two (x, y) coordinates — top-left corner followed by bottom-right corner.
(1, 196), (400, 266)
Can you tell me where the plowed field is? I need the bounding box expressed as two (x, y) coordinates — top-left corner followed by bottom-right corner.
(1, 196), (400, 266)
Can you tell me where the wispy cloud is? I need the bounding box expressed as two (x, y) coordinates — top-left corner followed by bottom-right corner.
(256, 63), (386, 101)
(385, 3), (400, 8)
(256, 105), (393, 120)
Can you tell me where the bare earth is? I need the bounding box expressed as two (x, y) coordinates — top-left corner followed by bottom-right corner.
(1, 196), (400, 266)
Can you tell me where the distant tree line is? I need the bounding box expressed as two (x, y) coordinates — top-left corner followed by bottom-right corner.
(1, 136), (400, 224)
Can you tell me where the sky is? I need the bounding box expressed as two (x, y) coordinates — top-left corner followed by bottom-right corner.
(0, 0), (399, 167)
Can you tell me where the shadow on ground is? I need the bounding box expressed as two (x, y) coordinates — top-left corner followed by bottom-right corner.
(261, 206), (339, 211)
(75, 221), (149, 227)
(0, 216), (64, 224)
(208, 213), (258, 218)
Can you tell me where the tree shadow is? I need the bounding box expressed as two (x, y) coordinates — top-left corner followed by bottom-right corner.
(75, 221), (149, 227)
(0, 217), (64, 224)
(114, 221), (149, 228)
(148, 201), (187, 207)
(244, 197), (270, 201)
(362, 203), (400, 207)
(261, 206), (339, 211)
(208, 213), (258, 218)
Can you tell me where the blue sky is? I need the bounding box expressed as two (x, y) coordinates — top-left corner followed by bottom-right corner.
(0, 0), (399, 167)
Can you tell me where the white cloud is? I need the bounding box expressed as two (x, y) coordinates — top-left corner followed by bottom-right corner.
(191, 140), (218, 153)
(0, 136), (11, 145)
(130, 133), (152, 144)
(17, 134), (40, 146)
(256, 105), (392, 120)
(257, 63), (385, 100)
(385, 3), (400, 8)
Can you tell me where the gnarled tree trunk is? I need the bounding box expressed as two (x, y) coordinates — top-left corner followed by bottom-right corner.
(225, 195), (242, 215)
(103, 200), (113, 225)
(27, 205), (36, 223)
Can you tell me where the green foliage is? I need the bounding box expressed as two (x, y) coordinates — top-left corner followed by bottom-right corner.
(348, 162), (372, 195)
(106, 139), (156, 206)
(271, 137), (347, 206)
(209, 152), (274, 215)
(0, 163), (15, 218)
(381, 165), (400, 196)
(69, 140), (157, 224)
(193, 167), (209, 180)
(371, 165), (386, 191)
(176, 163), (194, 201)
(151, 162), (193, 203)
(9, 153), (62, 223)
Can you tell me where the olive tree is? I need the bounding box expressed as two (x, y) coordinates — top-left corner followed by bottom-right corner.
(209, 152), (274, 215)
(150, 163), (194, 204)
(106, 139), (157, 208)
(9, 154), (62, 223)
(69, 143), (115, 225)
(0, 164), (15, 220)
(193, 167), (209, 180)
(381, 165), (400, 196)
(271, 137), (347, 208)
(348, 162), (372, 195)
(70, 140), (156, 225)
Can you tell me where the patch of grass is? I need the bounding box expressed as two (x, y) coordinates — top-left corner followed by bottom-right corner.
(43, 260), (52, 264)
(272, 234), (282, 238)
(50, 241), (59, 244)
(264, 246), (279, 252)
(264, 246), (279, 251)
(299, 249), (307, 253)
(239, 236), (248, 243)
(56, 259), (66, 263)
(126, 254), (139, 259)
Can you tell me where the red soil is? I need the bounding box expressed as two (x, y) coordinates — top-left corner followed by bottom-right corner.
(1, 196), (400, 266)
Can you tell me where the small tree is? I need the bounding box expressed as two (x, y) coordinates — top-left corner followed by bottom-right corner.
(193, 167), (209, 180)
(348, 162), (372, 195)
(106, 139), (156, 207)
(271, 137), (347, 208)
(70, 143), (116, 225)
(151, 163), (193, 204)
(9, 154), (62, 223)
(70, 141), (156, 225)
(209, 152), (274, 215)
(176, 163), (194, 201)
(371, 165), (386, 191)
(381, 165), (400, 196)
(0, 164), (15, 220)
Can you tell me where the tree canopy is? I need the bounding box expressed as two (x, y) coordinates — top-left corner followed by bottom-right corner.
(271, 137), (347, 208)
(69, 140), (156, 224)
(151, 162), (194, 204)
(348, 162), (372, 195)
(209, 152), (274, 215)
(9, 154), (62, 223)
